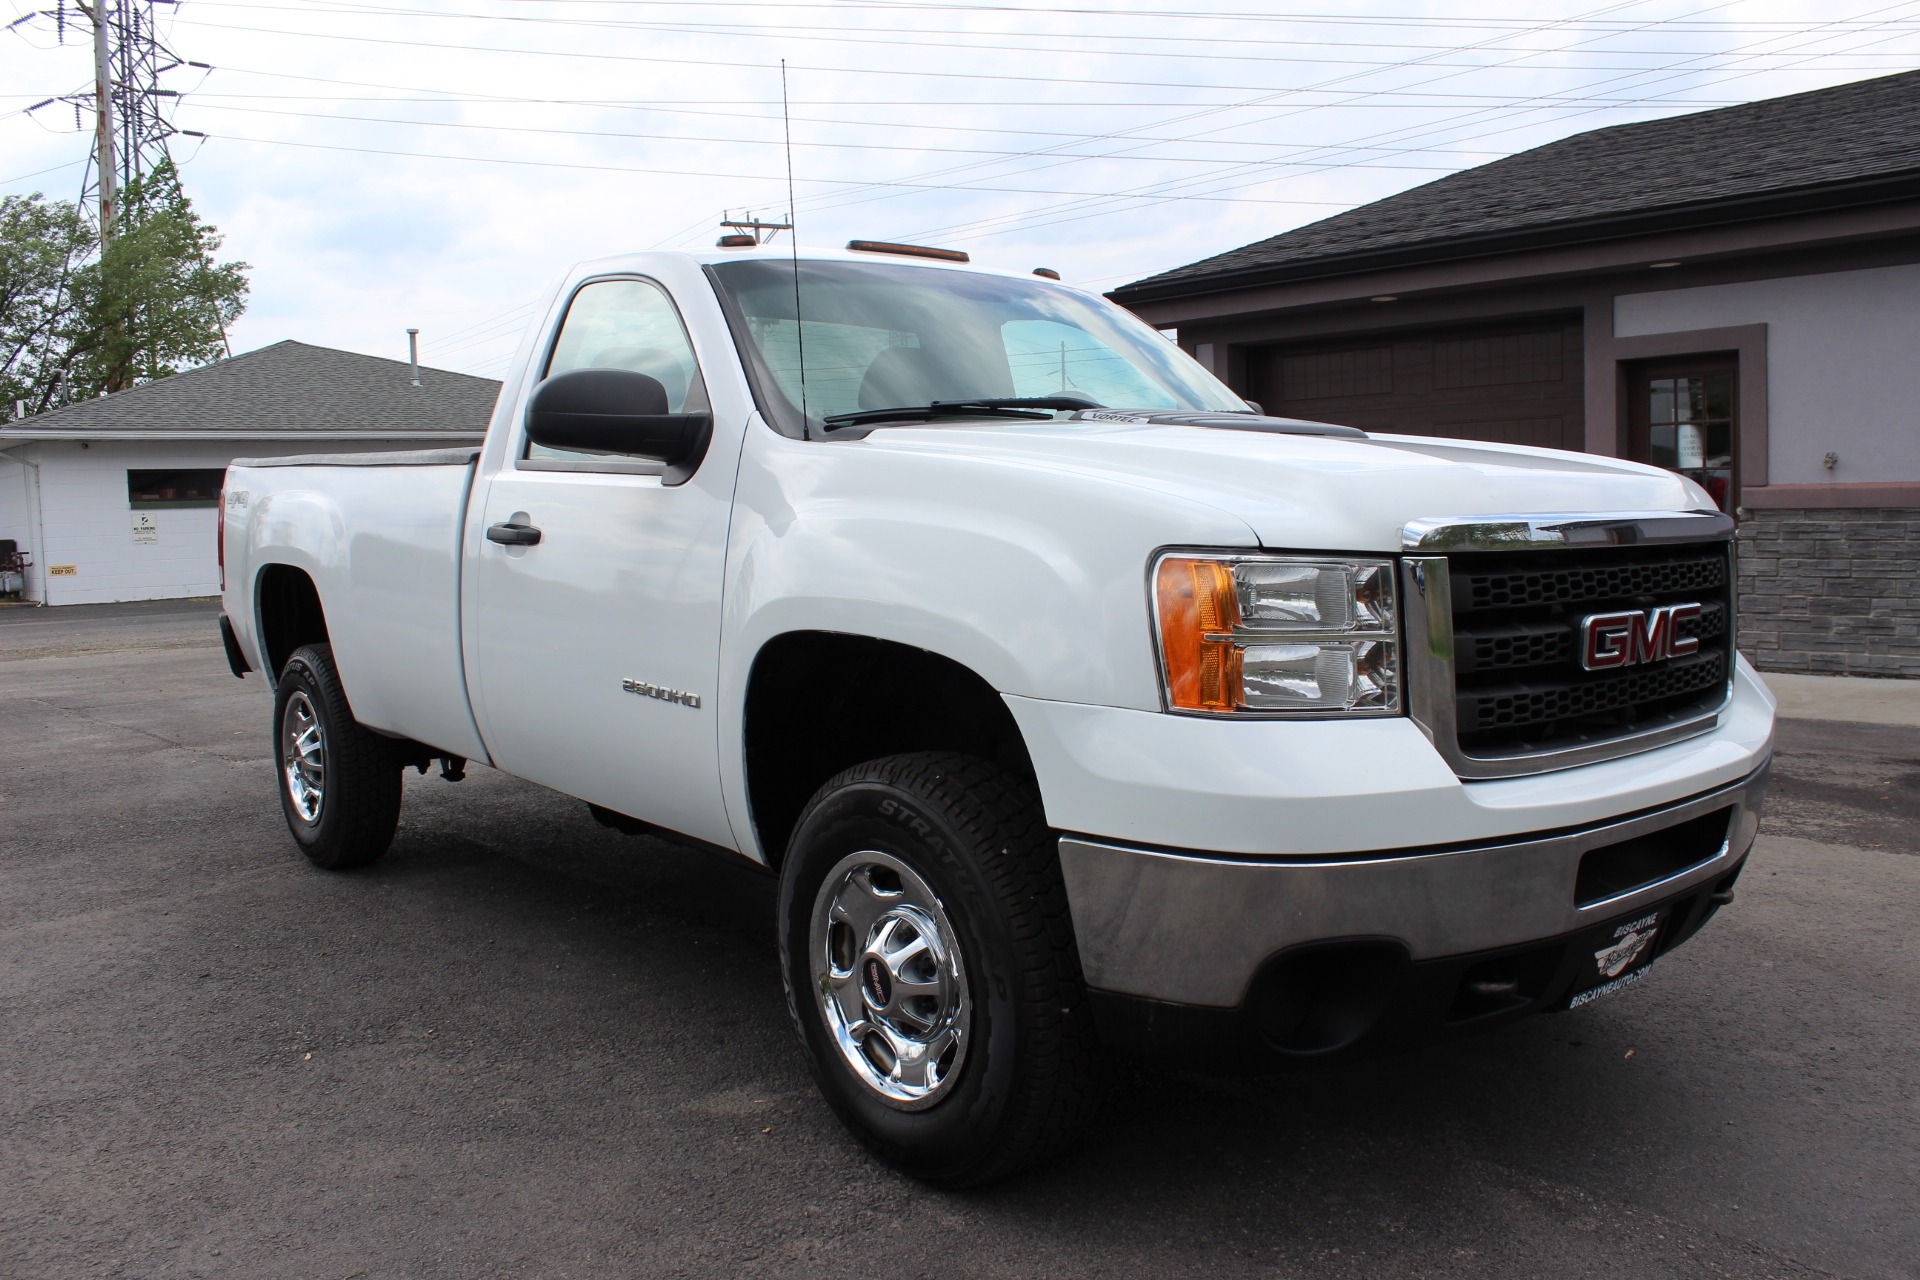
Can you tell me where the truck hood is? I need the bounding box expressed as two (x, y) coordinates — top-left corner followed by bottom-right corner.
(861, 419), (1711, 551)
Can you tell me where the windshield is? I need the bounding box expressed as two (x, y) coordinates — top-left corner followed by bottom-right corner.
(707, 257), (1248, 434)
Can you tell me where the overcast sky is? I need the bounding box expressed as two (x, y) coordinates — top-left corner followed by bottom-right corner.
(5, 0), (1917, 381)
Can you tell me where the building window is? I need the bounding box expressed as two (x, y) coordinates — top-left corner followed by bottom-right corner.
(127, 468), (224, 508)
(1627, 357), (1736, 512)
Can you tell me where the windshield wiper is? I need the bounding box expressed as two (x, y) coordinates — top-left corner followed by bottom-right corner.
(820, 394), (1102, 431)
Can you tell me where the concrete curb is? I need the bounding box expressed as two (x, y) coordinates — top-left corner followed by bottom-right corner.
(1761, 671), (1920, 728)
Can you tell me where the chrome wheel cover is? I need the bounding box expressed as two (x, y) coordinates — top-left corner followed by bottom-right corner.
(810, 850), (970, 1110)
(281, 689), (326, 824)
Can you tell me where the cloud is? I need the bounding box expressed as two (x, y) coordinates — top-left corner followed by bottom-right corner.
(4, 0), (1912, 375)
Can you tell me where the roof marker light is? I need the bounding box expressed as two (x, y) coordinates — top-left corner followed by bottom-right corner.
(846, 240), (970, 264)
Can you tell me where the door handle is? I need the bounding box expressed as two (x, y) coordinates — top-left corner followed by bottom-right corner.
(487, 521), (542, 546)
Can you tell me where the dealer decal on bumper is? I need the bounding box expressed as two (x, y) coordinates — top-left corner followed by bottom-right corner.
(1569, 913), (1663, 1009)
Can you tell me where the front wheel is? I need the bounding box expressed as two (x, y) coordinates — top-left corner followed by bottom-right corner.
(273, 643), (402, 870)
(778, 752), (1099, 1187)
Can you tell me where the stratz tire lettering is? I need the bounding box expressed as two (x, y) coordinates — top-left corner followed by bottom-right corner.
(877, 797), (934, 838)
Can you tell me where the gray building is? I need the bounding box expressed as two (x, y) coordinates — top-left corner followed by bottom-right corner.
(1112, 70), (1920, 677)
(1, 341), (498, 605)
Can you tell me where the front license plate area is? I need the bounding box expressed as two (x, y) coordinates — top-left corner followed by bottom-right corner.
(1567, 907), (1670, 1009)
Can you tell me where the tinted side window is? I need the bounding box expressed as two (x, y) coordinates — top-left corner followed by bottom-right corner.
(531, 278), (704, 463)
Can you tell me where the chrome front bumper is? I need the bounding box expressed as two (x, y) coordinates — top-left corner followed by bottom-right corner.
(1058, 762), (1768, 1008)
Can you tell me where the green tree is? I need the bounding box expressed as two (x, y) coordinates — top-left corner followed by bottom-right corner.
(0, 159), (248, 414)
(67, 160), (250, 396)
(0, 192), (90, 415)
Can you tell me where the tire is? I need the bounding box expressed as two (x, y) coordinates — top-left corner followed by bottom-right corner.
(778, 751), (1099, 1187)
(273, 643), (402, 870)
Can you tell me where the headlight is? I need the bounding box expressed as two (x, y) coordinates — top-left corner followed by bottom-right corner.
(1153, 554), (1400, 716)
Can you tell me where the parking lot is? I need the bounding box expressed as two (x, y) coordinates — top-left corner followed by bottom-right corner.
(3, 598), (1916, 1279)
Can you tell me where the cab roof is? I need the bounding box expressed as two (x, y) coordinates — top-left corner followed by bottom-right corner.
(574, 244), (1089, 291)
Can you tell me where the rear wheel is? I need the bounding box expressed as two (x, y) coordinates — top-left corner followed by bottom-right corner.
(778, 752), (1099, 1187)
(273, 643), (402, 869)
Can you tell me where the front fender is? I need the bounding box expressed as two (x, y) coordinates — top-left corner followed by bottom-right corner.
(714, 424), (1259, 857)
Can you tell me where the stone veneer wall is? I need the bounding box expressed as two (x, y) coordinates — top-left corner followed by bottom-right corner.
(1735, 507), (1920, 677)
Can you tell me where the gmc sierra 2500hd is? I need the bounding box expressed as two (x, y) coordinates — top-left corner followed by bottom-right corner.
(219, 242), (1773, 1186)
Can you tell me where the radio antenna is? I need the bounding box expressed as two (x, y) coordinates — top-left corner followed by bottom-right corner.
(781, 58), (810, 439)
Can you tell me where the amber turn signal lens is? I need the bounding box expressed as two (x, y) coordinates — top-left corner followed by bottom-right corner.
(1155, 557), (1243, 711)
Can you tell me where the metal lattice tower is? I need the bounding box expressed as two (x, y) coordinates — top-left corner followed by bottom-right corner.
(48, 0), (203, 239)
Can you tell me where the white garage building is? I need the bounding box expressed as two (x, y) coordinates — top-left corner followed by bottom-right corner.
(0, 341), (498, 606)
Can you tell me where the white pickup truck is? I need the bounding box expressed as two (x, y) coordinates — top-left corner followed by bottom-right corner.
(220, 242), (1773, 1185)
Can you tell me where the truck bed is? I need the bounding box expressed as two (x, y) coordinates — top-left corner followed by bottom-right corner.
(223, 450), (489, 765)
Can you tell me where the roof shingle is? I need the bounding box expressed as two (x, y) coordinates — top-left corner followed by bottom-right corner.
(1116, 69), (1920, 299)
(3, 340), (500, 435)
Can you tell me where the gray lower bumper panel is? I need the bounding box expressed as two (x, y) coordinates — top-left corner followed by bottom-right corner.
(1058, 763), (1768, 1008)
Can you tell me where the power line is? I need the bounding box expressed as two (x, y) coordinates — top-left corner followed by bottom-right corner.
(154, 0), (1906, 248)
(169, 13), (1836, 102)
(893, 0), (1861, 237)
(172, 0), (1920, 71)
(434, 300), (537, 346)
(43, 0), (1897, 246)
(181, 0), (1920, 34)
(0, 157), (86, 187)
(163, 90), (1521, 158)
(912, 0), (1920, 245)
(181, 130), (1358, 206)
(782, 0), (1694, 228)
(170, 101), (1543, 172)
(16, 0), (1905, 367)
(881, 0), (1808, 241)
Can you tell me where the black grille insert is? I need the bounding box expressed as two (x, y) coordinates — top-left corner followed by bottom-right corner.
(1448, 542), (1734, 757)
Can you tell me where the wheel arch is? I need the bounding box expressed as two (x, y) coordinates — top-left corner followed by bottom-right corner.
(254, 562), (330, 682)
(741, 631), (1037, 868)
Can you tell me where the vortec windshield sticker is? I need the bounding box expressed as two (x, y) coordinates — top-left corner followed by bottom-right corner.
(1074, 410), (1155, 424)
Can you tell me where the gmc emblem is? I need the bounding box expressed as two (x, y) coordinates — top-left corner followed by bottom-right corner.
(1580, 604), (1703, 671)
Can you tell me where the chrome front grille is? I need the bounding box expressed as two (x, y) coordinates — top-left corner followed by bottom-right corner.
(1401, 512), (1738, 780)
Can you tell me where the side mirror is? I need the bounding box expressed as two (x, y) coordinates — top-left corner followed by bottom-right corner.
(525, 368), (712, 483)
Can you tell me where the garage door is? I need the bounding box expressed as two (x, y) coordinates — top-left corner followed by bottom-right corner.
(1244, 316), (1585, 450)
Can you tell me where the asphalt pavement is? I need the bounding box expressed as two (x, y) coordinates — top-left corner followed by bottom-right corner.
(3, 599), (1916, 1279)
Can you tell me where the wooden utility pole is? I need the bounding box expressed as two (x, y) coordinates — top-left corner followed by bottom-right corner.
(88, 1), (117, 242)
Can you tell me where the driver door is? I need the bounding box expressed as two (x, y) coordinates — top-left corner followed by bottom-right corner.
(463, 276), (740, 848)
